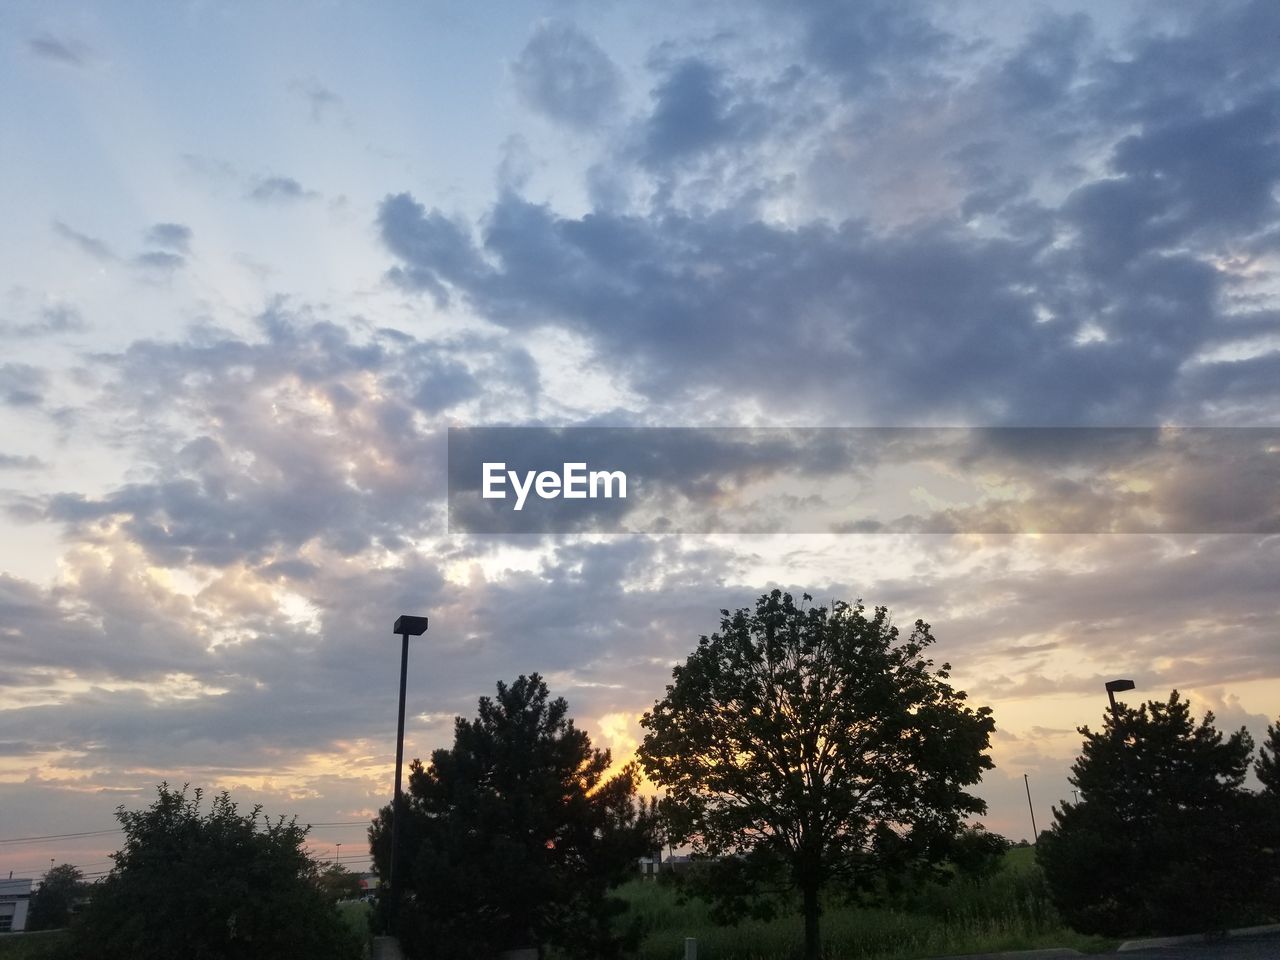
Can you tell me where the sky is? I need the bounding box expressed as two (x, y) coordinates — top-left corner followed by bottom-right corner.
(2, 0), (1279, 879)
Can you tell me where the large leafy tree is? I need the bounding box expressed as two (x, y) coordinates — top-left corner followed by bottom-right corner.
(66, 783), (361, 960)
(637, 590), (995, 960)
(1037, 691), (1265, 936)
(26, 863), (85, 931)
(369, 674), (656, 960)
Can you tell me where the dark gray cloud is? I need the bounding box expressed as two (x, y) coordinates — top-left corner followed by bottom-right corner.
(782, 0), (954, 94)
(635, 57), (777, 170)
(52, 220), (114, 261)
(28, 34), (88, 67)
(0, 453), (45, 470)
(248, 176), (317, 203)
(378, 0), (1280, 427)
(0, 364), (48, 407)
(0, 304), (87, 339)
(144, 222), (193, 253)
(291, 79), (343, 122)
(512, 21), (622, 130)
(133, 250), (185, 273)
(377, 191), (1214, 424)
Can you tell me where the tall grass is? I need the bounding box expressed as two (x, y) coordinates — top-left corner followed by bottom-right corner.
(611, 848), (1113, 960)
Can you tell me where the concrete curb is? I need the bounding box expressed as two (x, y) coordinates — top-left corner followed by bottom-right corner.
(1117, 923), (1280, 952)
(924, 949), (1083, 960)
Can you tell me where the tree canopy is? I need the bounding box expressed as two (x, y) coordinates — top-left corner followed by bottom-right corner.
(637, 590), (996, 960)
(369, 673), (657, 960)
(1037, 691), (1268, 936)
(25, 863), (85, 932)
(65, 783), (361, 960)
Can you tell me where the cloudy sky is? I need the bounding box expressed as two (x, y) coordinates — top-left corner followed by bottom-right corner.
(2, 0), (1279, 877)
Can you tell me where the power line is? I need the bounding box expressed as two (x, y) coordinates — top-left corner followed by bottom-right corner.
(0, 820), (370, 846)
(0, 829), (121, 845)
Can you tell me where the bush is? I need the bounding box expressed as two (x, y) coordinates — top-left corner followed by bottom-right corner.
(63, 783), (362, 960)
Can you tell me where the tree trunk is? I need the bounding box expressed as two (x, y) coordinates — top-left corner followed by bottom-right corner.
(802, 879), (821, 960)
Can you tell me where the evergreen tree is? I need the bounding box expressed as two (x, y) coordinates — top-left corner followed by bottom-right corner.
(369, 674), (656, 960)
(1038, 691), (1265, 936)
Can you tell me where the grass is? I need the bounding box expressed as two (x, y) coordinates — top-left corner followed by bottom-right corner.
(337, 899), (374, 958)
(610, 848), (1115, 960)
(0, 932), (67, 960)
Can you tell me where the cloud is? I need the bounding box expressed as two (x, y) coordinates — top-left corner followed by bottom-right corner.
(512, 20), (623, 130)
(144, 222), (193, 253)
(291, 79), (343, 122)
(0, 453), (45, 470)
(35, 307), (537, 568)
(28, 34), (89, 67)
(0, 304), (87, 339)
(132, 251), (186, 274)
(248, 176), (318, 203)
(377, 1), (1280, 427)
(637, 58), (771, 167)
(0, 364), (48, 407)
(52, 221), (114, 262)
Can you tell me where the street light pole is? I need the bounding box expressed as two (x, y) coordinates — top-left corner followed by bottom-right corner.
(1105, 678), (1135, 716)
(1023, 773), (1038, 843)
(389, 614), (428, 925)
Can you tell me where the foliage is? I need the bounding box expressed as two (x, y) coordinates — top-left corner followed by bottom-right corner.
(1255, 720), (1280, 917)
(594, 848), (1113, 960)
(62, 783), (361, 960)
(0, 932), (69, 960)
(317, 863), (364, 903)
(637, 590), (996, 960)
(1259, 722), (1280, 795)
(369, 674), (658, 960)
(947, 824), (1012, 882)
(25, 864), (85, 932)
(1037, 691), (1268, 937)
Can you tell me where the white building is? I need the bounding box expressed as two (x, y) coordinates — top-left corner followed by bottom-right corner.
(0, 878), (33, 933)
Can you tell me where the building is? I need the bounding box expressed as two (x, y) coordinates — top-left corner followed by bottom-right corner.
(0, 878), (33, 934)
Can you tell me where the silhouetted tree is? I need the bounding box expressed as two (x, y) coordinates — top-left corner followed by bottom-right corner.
(1037, 691), (1266, 936)
(1259, 721), (1280, 795)
(948, 824), (1011, 881)
(66, 783), (361, 960)
(26, 863), (85, 931)
(369, 674), (657, 960)
(638, 590), (996, 960)
(1256, 720), (1280, 916)
(316, 863), (364, 903)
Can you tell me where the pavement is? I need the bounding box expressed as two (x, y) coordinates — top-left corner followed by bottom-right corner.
(927, 926), (1280, 960)
(1112, 929), (1280, 959)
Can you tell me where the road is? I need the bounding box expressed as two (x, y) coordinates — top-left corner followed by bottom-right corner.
(1120, 932), (1280, 959)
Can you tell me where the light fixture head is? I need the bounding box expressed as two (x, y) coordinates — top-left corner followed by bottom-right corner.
(393, 615), (429, 636)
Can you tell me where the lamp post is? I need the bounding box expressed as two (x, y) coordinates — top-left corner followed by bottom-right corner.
(389, 614), (428, 922)
(1105, 678), (1135, 715)
(1023, 773), (1038, 843)
(336, 842), (342, 866)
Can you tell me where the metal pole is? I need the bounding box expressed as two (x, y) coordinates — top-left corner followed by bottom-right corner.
(1024, 773), (1038, 843)
(1107, 688), (1117, 713)
(389, 630), (410, 917)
